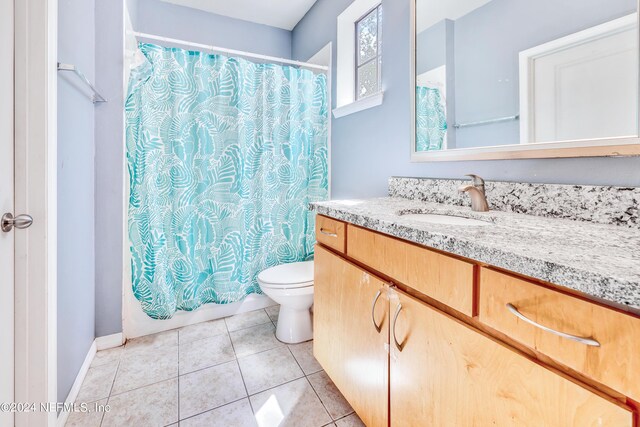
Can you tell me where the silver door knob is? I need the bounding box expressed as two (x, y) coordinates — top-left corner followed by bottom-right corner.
(1, 213), (33, 232)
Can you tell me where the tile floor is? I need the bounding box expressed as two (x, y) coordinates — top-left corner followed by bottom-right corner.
(65, 306), (365, 427)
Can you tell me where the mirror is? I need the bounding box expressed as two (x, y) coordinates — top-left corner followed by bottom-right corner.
(412, 0), (640, 160)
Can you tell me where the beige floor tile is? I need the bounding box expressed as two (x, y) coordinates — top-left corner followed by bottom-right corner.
(307, 371), (353, 420)
(229, 322), (283, 357)
(91, 346), (123, 367)
(238, 347), (304, 395)
(102, 378), (178, 427)
(225, 309), (272, 332)
(179, 333), (235, 374)
(179, 360), (247, 419)
(288, 341), (322, 375)
(180, 398), (257, 427)
(334, 413), (365, 427)
(250, 378), (331, 427)
(179, 319), (227, 344)
(111, 345), (178, 395)
(75, 361), (119, 403)
(124, 329), (178, 354)
(64, 399), (108, 427)
(264, 305), (280, 323)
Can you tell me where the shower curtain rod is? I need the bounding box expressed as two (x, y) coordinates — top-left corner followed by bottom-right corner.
(131, 32), (329, 72)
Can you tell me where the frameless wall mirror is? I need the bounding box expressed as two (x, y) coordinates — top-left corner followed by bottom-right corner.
(411, 0), (640, 161)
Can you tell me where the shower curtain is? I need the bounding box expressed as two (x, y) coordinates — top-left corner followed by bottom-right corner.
(416, 86), (447, 151)
(126, 43), (329, 319)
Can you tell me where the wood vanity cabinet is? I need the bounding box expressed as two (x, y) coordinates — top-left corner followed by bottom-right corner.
(313, 245), (389, 427)
(313, 215), (637, 426)
(390, 289), (632, 426)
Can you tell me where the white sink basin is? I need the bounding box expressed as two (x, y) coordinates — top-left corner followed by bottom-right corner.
(400, 213), (491, 226)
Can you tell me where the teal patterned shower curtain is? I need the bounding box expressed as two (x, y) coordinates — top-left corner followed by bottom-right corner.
(126, 43), (328, 319)
(416, 86), (447, 151)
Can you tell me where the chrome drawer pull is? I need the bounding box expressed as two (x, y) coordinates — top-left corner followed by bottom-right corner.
(392, 303), (404, 351)
(320, 228), (338, 237)
(371, 290), (383, 333)
(506, 303), (600, 347)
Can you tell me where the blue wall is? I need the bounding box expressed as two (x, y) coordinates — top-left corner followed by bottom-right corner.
(292, 0), (640, 199)
(416, 19), (448, 73)
(57, 0), (96, 403)
(132, 0), (292, 58)
(94, 0), (295, 337)
(94, 0), (125, 338)
(416, 19), (456, 147)
(452, 0), (636, 148)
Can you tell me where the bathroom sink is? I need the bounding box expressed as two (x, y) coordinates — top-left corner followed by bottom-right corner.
(400, 213), (491, 226)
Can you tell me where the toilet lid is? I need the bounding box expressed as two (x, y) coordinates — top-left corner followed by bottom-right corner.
(258, 261), (314, 288)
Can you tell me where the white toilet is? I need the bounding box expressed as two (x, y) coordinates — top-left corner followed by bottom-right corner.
(257, 261), (314, 344)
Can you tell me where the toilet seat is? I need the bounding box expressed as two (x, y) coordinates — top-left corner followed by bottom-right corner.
(257, 260), (314, 289)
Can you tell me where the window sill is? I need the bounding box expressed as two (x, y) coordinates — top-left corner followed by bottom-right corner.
(332, 91), (384, 118)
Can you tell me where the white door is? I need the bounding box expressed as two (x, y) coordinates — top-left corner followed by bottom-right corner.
(533, 27), (637, 142)
(0, 1), (15, 426)
(520, 14), (638, 144)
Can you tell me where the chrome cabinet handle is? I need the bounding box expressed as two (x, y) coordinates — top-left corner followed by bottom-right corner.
(391, 303), (404, 351)
(1, 213), (33, 232)
(371, 290), (383, 333)
(506, 303), (600, 347)
(320, 228), (338, 237)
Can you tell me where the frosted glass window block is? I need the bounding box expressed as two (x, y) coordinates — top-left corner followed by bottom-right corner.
(355, 4), (382, 100)
(357, 8), (378, 65)
(358, 60), (378, 99)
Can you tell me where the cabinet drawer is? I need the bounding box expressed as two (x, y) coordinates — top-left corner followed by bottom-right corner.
(315, 215), (346, 253)
(479, 267), (640, 401)
(347, 225), (475, 316)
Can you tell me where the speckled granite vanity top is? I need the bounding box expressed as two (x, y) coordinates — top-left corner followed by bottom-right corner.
(311, 177), (640, 310)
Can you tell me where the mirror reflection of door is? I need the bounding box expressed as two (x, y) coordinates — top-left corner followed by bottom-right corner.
(521, 14), (638, 143)
(415, 0), (639, 152)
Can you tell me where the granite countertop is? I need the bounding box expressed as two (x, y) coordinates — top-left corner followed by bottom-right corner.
(312, 197), (640, 310)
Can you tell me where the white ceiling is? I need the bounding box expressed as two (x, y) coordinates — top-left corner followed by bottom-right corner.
(160, 0), (318, 31)
(417, 0), (493, 33)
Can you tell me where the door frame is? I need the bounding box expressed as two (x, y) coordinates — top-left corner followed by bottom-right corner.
(13, 0), (58, 425)
(0, 2), (15, 426)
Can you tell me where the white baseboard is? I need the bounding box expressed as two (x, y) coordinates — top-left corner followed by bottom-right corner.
(95, 332), (124, 350)
(56, 333), (125, 426)
(56, 340), (97, 427)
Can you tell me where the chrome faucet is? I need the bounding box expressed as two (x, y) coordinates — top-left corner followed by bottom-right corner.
(458, 174), (490, 212)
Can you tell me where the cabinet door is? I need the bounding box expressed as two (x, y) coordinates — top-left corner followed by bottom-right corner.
(390, 290), (633, 427)
(314, 245), (389, 427)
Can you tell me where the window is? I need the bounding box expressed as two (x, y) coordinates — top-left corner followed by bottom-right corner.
(355, 5), (382, 100)
(334, 0), (384, 118)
